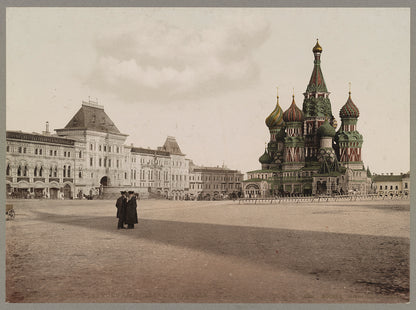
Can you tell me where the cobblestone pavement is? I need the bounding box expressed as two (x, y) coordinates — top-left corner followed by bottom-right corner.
(5, 199), (410, 303)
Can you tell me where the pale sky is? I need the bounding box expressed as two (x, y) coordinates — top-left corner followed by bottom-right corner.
(6, 7), (410, 175)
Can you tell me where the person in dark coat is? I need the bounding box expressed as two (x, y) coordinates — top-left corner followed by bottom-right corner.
(115, 191), (127, 229)
(125, 191), (138, 229)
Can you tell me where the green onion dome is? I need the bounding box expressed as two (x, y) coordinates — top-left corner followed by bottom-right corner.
(259, 149), (272, 164)
(313, 39), (322, 53)
(265, 97), (285, 129)
(340, 92), (360, 119)
(283, 95), (304, 122)
(317, 119), (336, 137)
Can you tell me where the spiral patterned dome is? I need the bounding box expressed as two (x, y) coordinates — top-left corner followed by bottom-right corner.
(317, 119), (336, 137)
(283, 95), (304, 122)
(340, 92), (360, 119)
(313, 39), (322, 53)
(265, 98), (285, 129)
(259, 149), (272, 164)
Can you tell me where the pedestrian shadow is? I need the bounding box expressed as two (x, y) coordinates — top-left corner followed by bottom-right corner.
(31, 210), (409, 295)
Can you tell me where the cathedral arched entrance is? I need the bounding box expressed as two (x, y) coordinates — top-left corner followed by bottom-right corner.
(317, 181), (327, 195)
(63, 184), (72, 199)
(100, 176), (108, 186)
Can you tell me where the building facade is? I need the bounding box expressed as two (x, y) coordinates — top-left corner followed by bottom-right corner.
(6, 100), (240, 200)
(373, 173), (410, 197)
(244, 40), (371, 197)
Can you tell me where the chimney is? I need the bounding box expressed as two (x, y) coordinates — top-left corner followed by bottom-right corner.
(42, 121), (51, 136)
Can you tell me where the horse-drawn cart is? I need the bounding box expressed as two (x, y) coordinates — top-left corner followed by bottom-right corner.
(6, 204), (15, 220)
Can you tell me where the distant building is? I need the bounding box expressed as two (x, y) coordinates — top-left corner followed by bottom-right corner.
(6, 100), (239, 200)
(189, 163), (243, 200)
(373, 172), (410, 197)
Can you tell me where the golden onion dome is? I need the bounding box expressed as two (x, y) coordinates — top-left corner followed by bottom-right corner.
(265, 88), (285, 129)
(313, 39), (322, 53)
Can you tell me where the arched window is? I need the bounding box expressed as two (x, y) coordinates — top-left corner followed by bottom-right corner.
(17, 166), (21, 176)
(49, 167), (53, 177)
(54, 167), (58, 177)
(34, 166), (38, 177)
(67, 166), (71, 178)
(6, 164), (10, 176)
(63, 165), (66, 177)
(39, 166), (43, 177)
(24, 165), (28, 176)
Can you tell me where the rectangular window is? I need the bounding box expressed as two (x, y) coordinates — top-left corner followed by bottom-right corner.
(54, 150), (57, 156)
(117, 160), (119, 168)
(39, 149), (42, 155)
(90, 144), (93, 151)
(99, 158), (102, 167)
(35, 149), (38, 155)
(405, 183), (408, 189)
(90, 158), (93, 167)
(68, 152), (70, 157)
(379, 185), (382, 190)
(104, 146), (107, 152)
(64, 151), (67, 157)
(109, 159), (111, 167)
(50, 150), (53, 156)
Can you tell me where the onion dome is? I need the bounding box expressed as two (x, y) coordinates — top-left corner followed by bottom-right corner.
(283, 95), (304, 122)
(265, 87), (285, 129)
(317, 119), (336, 137)
(259, 149), (272, 164)
(313, 39), (322, 53)
(339, 91), (360, 119)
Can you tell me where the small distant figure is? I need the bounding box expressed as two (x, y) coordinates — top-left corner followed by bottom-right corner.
(115, 191), (127, 229)
(125, 191), (138, 229)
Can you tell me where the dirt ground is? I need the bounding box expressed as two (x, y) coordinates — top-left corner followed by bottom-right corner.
(5, 198), (410, 303)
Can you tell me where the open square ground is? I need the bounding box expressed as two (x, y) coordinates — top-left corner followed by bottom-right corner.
(5, 199), (410, 303)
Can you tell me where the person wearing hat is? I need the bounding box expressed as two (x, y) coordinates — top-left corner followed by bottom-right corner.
(125, 190), (138, 229)
(115, 191), (127, 229)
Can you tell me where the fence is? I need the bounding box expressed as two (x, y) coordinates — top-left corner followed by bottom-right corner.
(238, 194), (409, 205)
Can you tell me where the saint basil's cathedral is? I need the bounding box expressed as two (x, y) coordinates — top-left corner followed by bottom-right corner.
(243, 40), (371, 197)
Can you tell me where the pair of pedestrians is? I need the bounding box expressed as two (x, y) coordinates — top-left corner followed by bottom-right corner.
(116, 191), (138, 229)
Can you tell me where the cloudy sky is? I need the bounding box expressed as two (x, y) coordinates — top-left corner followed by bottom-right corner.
(6, 7), (410, 175)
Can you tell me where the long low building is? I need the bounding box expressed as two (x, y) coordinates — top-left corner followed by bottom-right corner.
(6, 99), (241, 200)
(372, 173), (410, 197)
